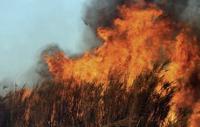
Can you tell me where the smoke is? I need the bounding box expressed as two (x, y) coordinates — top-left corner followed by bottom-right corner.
(84, 0), (124, 31)
(180, 0), (200, 28)
(0, 79), (15, 96)
(155, 0), (200, 29)
(82, 0), (127, 50)
(36, 44), (63, 80)
(83, 0), (200, 49)
(83, 0), (194, 29)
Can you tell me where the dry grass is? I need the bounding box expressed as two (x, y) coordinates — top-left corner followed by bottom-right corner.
(0, 64), (180, 127)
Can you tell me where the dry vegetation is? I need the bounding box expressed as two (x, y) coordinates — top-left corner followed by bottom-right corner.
(0, 64), (190, 127)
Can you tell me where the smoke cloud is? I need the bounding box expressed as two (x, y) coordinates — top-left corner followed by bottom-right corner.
(180, 0), (200, 28)
(83, 0), (200, 49)
(36, 44), (64, 80)
(81, 0), (125, 50)
(83, 0), (194, 29)
(84, 0), (124, 31)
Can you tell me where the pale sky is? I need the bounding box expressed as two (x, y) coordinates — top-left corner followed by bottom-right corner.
(0, 0), (88, 83)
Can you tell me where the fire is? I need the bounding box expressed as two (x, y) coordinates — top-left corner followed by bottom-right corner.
(10, 1), (199, 126)
(189, 103), (200, 127)
(44, 3), (200, 126)
(45, 4), (200, 86)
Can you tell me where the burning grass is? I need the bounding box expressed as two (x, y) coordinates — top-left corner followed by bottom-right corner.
(0, 63), (186, 127)
(1, 1), (200, 127)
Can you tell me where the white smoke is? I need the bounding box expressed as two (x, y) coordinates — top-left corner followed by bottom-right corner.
(181, 0), (200, 28)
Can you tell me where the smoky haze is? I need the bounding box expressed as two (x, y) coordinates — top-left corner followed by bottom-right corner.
(83, 0), (200, 29)
(83, 0), (200, 49)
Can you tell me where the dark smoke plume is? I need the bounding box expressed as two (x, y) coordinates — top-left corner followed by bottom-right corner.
(83, 0), (200, 49)
(81, 0), (126, 50)
(36, 44), (63, 80)
(83, 0), (195, 29)
(84, 0), (124, 32)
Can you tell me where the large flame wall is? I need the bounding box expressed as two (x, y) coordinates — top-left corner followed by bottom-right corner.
(46, 4), (200, 85)
(45, 3), (200, 126)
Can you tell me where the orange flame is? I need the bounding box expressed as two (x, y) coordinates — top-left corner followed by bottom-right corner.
(45, 4), (200, 86)
(45, 3), (200, 125)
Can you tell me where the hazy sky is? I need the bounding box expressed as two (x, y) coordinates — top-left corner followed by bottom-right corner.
(0, 0), (87, 83)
